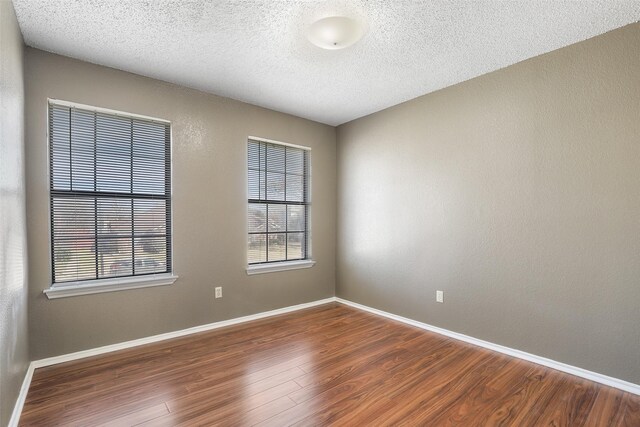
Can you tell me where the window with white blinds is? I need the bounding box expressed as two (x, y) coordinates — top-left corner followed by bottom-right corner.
(248, 139), (310, 264)
(49, 102), (172, 284)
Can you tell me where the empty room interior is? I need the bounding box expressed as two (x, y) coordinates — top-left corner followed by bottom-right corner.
(1, 0), (640, 425)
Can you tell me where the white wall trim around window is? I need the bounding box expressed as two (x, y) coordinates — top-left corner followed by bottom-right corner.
(43, 273), (178, 299)
(246, 260), (316, 275)
(247, 135), (311, 151)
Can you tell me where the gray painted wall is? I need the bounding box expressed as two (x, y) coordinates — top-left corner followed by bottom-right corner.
(336, 23), (640, 384)
(25, 49), (336, 360)
(0, 0), (29, 425)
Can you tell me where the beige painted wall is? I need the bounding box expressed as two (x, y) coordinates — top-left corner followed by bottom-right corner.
(0, 0), (29, 424)
(25, 49), (336, 360)
(336, 23), (640, 384)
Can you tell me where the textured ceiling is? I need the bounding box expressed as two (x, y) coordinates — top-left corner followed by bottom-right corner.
(13, 1), (640, 126)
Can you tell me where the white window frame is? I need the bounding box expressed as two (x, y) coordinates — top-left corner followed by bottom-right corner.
(246, 136), (315, 275)
(44, 99), (178, 299)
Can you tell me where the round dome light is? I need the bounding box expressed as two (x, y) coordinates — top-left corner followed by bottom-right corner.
(307, 16), (364, 50)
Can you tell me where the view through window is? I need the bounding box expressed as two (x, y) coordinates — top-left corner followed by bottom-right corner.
(247, 139), (310, 264)
(49, 103), (172, 284)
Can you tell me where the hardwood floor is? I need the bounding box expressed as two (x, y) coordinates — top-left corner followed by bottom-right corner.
(20, 303), (640, 426)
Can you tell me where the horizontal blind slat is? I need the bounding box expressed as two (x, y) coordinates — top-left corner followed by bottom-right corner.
(50, 103), (172, 284)
(247, 139), (310, 265)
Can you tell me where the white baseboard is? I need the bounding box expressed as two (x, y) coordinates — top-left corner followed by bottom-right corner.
(32, 297), (336, 369)
(9, 297), (336, 426)
(11, 294), (638, 427)
(336, 297), (640, 396)
(8, 363), (35, 427)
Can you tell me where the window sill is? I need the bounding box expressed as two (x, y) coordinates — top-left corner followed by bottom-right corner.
(43, 274), (178, 299)
(246, 260), (316, 275)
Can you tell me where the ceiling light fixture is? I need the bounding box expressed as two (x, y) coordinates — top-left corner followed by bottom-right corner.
(307, 16), (365, 50)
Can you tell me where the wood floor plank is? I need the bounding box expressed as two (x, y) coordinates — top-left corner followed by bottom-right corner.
(94, 402), (170, 427)
(532, 378), (600, 426)
(618, 392), (640, 427)
(383, 358), (535, 426)
(288, 337), (456, 406)
(374, 352), (510, 425)
(19, 302), (640, 426)
(165, 375), (302, 417)
(455, 365), (552, 426)
(586, 386), (625, 426)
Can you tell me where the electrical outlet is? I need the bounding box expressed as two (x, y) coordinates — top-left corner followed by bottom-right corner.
(215, 287), (223, 299)
(436, 290), (444, 303)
